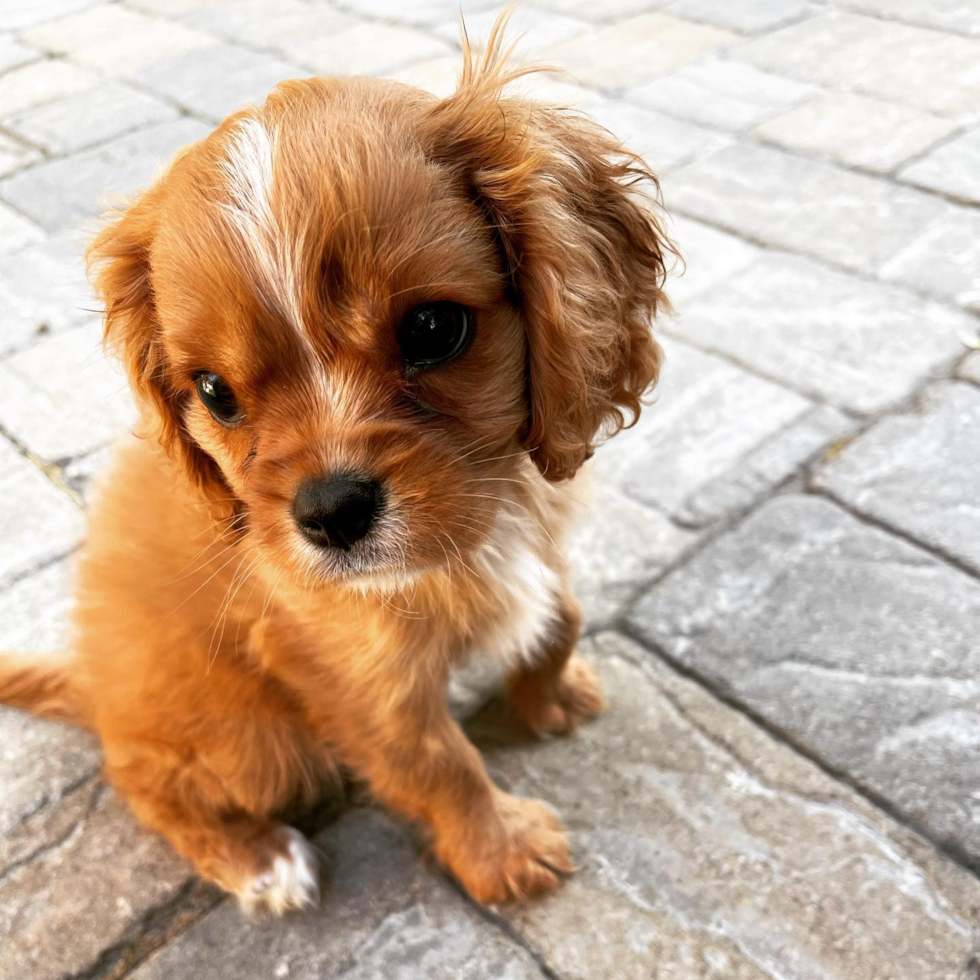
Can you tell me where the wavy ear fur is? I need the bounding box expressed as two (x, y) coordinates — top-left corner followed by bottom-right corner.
(87, 191), (224, 493)
(424, 14), (674, 480)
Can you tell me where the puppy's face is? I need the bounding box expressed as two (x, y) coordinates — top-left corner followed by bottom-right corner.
(90, 57), (671, 591)
(150, 103), (527, 588)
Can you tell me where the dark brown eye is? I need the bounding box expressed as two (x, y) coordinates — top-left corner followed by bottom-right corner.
(195, 372), (244, 426)
(399, 302), (472, 369)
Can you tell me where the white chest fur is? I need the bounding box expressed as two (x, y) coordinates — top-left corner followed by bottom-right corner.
(467, 507), (562, 667)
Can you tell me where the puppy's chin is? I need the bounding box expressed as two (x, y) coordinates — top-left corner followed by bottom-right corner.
(292, 532), (426, 596)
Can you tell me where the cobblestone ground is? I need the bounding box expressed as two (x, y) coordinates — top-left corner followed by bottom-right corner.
(1, 1), (979, 978)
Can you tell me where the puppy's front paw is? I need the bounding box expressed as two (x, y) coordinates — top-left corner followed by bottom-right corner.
(238, 826), (320, 917)
(442, 793), (573, 904)
(508, 653), (606, 736)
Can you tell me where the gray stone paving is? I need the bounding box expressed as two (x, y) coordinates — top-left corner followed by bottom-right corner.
(0, 2), (978, 978)
(814, 382), (980, 575)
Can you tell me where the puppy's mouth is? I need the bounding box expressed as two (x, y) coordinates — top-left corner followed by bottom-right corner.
(306, 531), (390, 572)
(293, 507), (420, 590)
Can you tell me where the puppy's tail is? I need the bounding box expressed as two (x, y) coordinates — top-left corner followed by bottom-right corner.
(0, 652), (86, 725)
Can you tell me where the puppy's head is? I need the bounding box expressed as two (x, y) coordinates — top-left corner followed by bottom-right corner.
(88, 27), (673, 590)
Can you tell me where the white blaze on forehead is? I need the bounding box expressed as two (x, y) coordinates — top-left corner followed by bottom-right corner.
(220, 116), (309, 347)
(314, 365), (383, 425)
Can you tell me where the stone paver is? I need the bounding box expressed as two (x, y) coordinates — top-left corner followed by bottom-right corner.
(134, 43), (310, 124)
(662, 214), (761, 309)
(630, 495), (980, 863)
(839, 0), (980, 37)
(664, 0), (812, 33)
(0, 0), (95, 32)
(22, 4), (159, 55)
(0, 558), (99, 866)
(127, 0), (215, 14)
(0, 34), (37, 74)
(279, 22), (450, 77)
(568, 478), (696, 627)
(671, 252), (971, 414)
(0, 700), (99, 847)
(0, 436), (83, 585)
(588, 99), (729, 173)
(0, 231), (92, 355)
(128, 809), (546, 980)
(181, 0), (357, 55)
(734, 10), (980, 116)
(0, 325), (136, 462)
(959, 351), (980, 386)
(0, 59), (99, 117)
(628, 60), (815, 133)
(0, 201), (43, 256)
(62, 444), (114, 499)
(2, 3), (980, 977)
(0, 557), (73, 654)
(320, 0), (499, 29)
(483, 636), (980, 980)
(0, 132), (41, 179)
(507, 0), (660, 20)
(754, 92), (960, 175)
(433, 5), (593, 51)
(815, 382), (980, 574)
(5, 80), (179, 156)
(882, 204), (980, 312)
(389, 54), (466, 99)
(599, 337), (835, 526)
(0, 117), (211, 231)
(680, 404), (852, 527)
(666, 142), (950, 275)
(42, 7), (217, 77)
(546, 13), (738, 89)
(0, 786), (194, 980)
(899, 127), (980, 205)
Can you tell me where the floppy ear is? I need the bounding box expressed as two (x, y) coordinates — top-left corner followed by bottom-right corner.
(425, 23), (674, 481)
(87, 193), (224, 493)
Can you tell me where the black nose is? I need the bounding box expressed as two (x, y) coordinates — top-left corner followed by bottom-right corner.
(292, 475), (383, 551)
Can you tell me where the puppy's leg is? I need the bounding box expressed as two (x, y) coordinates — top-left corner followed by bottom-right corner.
(107, 757), (320, 917)
(506, 591), (605, 736)
(319, 687), (572, 904)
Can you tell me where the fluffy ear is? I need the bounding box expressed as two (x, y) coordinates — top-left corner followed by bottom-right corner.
(425, 20), (674, 480)
(87, 194), (224, 493)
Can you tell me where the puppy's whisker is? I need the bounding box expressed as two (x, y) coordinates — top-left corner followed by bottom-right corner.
(465, 448), (530, 466)
(198, 551), (250, 653)
(234, 566), (265, 656)
(259, 569), (283, 623)
(436, 537), (454, 586)
(165, 548), (253, 618)
(168, 525), (248, 584)
(442, 529), (479, 579)
(208, 549), (261, 672)
(452, 437), (505, 464)
(462, 476), (531, 486)
(447, 514), (496, 537)
(190, 510), (249, 540)
(454, 492), (560, 552)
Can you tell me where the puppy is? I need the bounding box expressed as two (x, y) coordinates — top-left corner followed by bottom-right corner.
(0, 22), (671, 915)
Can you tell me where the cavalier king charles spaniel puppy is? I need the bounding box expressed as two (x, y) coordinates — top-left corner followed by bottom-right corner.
(0, 20), (671, 916)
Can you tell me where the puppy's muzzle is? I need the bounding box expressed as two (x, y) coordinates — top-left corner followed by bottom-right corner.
(292, 474), (384, 551)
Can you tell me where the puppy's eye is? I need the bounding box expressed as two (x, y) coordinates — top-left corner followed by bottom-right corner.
(399, 302), (472, 369)
(195, 372), (244, 426)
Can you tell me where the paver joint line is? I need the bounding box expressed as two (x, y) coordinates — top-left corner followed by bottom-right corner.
(615, 619), (980, 884)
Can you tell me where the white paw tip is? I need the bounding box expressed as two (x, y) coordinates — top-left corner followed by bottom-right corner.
(240, 828), (320, 917)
